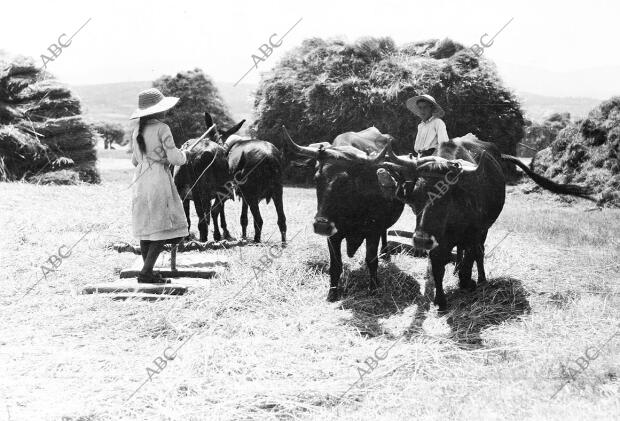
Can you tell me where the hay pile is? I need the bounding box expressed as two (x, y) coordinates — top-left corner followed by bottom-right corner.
(253, 37), (524, 181)
(531, 97), (620, 206)
(520, 113), (572, 158)
(0, 54), (99, 184)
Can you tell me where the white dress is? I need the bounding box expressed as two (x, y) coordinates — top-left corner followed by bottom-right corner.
(130, 119), (189, 241)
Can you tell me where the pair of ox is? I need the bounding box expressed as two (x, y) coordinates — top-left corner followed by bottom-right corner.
(173, 113), (287, 244)
(284, 128), (593, 310)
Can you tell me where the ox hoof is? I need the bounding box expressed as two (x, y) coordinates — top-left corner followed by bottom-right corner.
(213, 233), (222, 242)
(326, 287), (342, 302)
(413, 249), (428, 258)
(459, 279), (476, 291)
(434, 296), (447, 311)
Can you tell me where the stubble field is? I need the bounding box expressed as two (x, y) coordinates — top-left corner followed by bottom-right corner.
(1, 148), (618, 420)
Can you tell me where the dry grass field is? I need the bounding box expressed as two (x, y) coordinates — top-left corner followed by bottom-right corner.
(1, 148), (619, 420)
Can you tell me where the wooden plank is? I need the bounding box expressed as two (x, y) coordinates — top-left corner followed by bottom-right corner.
(387, 229), (414, 238)
(119, 267), (218, 279)
(386, 235), (427, 257)
(119, 254), (228, 279)
(386, 235), (459, 261)
(81, 280), (189, 295)
(110, 293), (176, 301)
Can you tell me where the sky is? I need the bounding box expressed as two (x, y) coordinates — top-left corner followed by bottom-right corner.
(2, 0), (619, 99)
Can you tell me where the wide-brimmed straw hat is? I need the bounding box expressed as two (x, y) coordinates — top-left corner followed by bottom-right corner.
(130, 88), (179, 119)
(406, 94), (445, 118)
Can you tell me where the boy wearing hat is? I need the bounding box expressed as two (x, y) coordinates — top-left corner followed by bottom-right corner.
(376, 94), (450, 201)
(129, 88), (190, 284)
(406, 94), (449, 157)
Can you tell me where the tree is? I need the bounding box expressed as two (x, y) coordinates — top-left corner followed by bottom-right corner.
(153, 68), (234, 147)
(92, 121), (125, 149)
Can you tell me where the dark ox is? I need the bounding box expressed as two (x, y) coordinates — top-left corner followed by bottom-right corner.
(378, 135), (595, 311)
(223, 134), (287, 243)
(283, 126), (404, 302)
(173, 113), (244, 241)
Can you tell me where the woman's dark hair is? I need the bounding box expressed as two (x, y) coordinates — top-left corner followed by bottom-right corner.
(136, 117), (148, 154)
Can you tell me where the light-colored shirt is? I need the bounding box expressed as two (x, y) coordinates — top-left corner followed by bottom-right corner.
(414, 116), (449, 153)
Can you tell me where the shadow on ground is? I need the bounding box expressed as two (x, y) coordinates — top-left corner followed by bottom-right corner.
(336, 261), (426, 338)
(304, 253), (530, 347)
(444, 276), (531, 347)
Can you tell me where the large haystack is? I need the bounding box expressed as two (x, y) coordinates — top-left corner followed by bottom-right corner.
(531, 97), (620, 206)
(0, 54), (98, 184)
(253, 37), (524, 181)
(520, 113), (572, 158)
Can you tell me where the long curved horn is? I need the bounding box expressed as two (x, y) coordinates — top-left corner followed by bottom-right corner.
(282, 125), (320, 158)
(378, 161), (408, 174)
(416, 157), (465, 177)
(368, 142), (390, 165)
(387, 146), (418, 169)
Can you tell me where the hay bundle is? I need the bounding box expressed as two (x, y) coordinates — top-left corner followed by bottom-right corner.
(519, 113), (572, 157)
(0, 54), (98, 183)
(253, 37), (524, 181)
(531, 97), (620, 206)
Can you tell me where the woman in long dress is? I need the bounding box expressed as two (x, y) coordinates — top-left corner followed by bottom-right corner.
(129, 88), (189, 283)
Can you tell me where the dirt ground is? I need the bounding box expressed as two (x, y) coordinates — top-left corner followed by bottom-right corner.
(1, 149), (618, 420)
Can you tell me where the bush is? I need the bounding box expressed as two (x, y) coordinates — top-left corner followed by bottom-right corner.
(252, 37), (524, 182)
(153, 69), (234, 147)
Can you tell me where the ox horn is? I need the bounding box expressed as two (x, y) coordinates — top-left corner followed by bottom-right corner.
(282, 125), (320, 158)
(386, 146), (418, 169)
(416, 157), (467, 178)
(368, 142), (391, 165)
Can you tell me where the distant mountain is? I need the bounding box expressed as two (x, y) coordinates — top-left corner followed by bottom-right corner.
(71, 81), (256, 129)
(517, 91), (601, 122)
(71, 81), (603, 129)
(496, 61), (620, 102)
(71, 81), (149, 125)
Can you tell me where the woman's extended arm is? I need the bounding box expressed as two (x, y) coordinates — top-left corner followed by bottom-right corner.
(159, 125), (187, 166)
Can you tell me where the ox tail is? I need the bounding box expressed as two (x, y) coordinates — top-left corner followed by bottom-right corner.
(500, 154), (597, 201)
